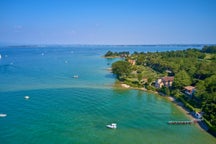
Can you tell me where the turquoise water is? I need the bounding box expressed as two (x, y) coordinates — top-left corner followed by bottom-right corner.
(0, 45), (215, 144)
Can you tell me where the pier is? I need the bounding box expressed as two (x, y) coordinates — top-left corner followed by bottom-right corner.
(168, 120), (199, 125)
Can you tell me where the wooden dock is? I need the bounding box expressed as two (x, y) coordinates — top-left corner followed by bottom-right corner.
(168, 120), (198, 125)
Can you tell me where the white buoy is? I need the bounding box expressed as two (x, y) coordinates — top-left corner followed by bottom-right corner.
(24, 96), (30, 99)
(0, 113), (7, 117)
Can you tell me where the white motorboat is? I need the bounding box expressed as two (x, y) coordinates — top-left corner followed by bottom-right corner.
(0, 113), (7, 117)
(106, 123), (117, 129)
(24, 96), (30, 99)
(73, 75), (79, 78)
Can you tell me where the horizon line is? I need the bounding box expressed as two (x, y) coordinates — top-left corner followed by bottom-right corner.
(1, 43), (216, 47)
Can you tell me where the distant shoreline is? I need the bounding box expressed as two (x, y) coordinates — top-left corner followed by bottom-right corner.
(102, 56), (120, 58)
(1, 44), (211, 48)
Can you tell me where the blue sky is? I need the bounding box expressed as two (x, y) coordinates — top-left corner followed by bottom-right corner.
(0, 0), (216, 45)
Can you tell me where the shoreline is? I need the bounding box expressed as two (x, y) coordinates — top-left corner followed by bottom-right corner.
(119, 83), (147, 91)
(118, 83), (212, 135)
(166, 96), (216, 138)
(166, 96), (195, 121)
(166, 97), (204, 129)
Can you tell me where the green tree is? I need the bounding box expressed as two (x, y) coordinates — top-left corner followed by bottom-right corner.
(137, 73), (142, 82)
(165, 87), (170, 96)
(195, 80), (206, 99)
(112, 61), (132, 79)
(202, 45), (216, 53)
(136, 55), (146, 65)
(204, 75), (216, 93)
(147, 77), (153, 85)
(104, 51), (113, 57)
(195, 62), (216, 79)
(171, 89), (181, 98)
(173, 70), (192, 88)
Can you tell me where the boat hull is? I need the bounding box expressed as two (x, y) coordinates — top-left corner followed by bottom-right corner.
(106, 124), (117, 129)
(0, 114), (7, 117)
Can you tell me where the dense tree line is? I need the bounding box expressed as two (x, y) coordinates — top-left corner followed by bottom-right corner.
(108, 45), (216, 130)
(104, 51), (130, 57)
(202, 45), (216, 53)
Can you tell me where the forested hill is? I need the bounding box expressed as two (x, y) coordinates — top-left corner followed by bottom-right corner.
(107, 45), (216, 132)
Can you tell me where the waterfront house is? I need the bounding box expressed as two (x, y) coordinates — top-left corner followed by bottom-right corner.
(155, 76), (174, 88)
(184, 86), (195, 96)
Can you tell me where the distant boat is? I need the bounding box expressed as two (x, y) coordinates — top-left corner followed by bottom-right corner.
(106, 123), (117, 129)
(73, 75), (79, 78)
(0, 113), (7, 117)
(24, 96), (30, 99)
(0, 54), (2, 59)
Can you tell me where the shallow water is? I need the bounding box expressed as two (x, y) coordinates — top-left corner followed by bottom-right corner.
(0, 45), (215, 144)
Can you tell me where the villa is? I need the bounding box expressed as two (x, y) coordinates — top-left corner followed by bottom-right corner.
(155, 76), (174, 88)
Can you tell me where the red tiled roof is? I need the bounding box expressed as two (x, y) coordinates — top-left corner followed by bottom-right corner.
(184, 86), (195, 91)
(162, 76), (174, 82)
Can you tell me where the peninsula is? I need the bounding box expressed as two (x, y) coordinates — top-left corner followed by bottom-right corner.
(105, 45), (216, 136)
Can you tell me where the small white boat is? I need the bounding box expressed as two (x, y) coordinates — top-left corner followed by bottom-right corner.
(0, 114), (7, 117)
(0, 54), (2, 59)
(106, 123), (117, 129)
(73, 75), (79, 78)
(24, 96), (30, 99)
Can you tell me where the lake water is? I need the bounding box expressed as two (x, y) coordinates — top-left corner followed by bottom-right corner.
(0, 45), (215, 144)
